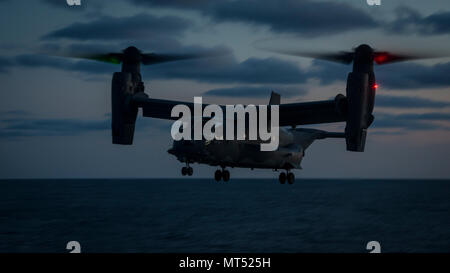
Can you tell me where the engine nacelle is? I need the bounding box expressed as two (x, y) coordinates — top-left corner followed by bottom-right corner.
(111, 72), (138, 145)
(345, 72), (375, 152)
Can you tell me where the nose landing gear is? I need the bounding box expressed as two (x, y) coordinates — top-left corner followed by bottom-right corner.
(279, 170), (295, 184)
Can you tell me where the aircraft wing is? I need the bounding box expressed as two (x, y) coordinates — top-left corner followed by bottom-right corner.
(279, 99), (346, 126)
(132, 92), (347, 126)
(133, 93), (194, 121)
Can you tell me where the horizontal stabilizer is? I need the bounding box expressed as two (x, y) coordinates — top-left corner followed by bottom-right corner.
(293, 128), (345, 139)
(322, 132), (346, 138)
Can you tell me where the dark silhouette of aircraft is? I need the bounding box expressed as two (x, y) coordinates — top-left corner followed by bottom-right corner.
(56, 44), (437, 184)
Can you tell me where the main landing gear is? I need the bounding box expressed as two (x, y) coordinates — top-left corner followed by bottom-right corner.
(279, 171), (295, 184)
(181, 163), (193, 176)
(214, 168), (230, 182)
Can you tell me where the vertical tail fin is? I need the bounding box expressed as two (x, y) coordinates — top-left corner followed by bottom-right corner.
(269, 91), (280, 105)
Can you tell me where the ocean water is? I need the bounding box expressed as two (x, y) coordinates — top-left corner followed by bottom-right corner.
(0, 179), (449, 253)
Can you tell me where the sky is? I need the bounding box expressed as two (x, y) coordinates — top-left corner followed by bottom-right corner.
(0, 0), (449, 179)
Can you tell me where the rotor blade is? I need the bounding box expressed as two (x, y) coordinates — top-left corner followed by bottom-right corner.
(141, 48), (230, 65)
(82, 53), (123, 64)
(66, 53), (123, 64)
(141, 53), (197, 65)
(374, 51), (435, 65)
(266, 49), (354, 64)
(374, 51), (450, 65)
(45, 50), (123, 64)
(374, 52), (415, 65)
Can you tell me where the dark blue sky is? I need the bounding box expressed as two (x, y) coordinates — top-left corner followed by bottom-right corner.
(0, 0), (449, 178)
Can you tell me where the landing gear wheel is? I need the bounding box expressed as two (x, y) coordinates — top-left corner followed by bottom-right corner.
(214, 170), (222, 182)
(287, 172), (295, 184)
(187, 167), (193, 176)
(222, 170), (230, 182)
(181, 167), (187, 176)
(279, 172), (286, 184)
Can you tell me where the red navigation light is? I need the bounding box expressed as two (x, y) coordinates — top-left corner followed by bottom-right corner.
(374, 54), (388, 64)
(373, 83), (379, 89)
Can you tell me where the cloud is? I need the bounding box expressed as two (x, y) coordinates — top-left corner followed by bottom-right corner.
(395, 112), (450, 121)
(307, 60), (349, 85)
(11, 53), (309, 84)
(204, 85), (306, 98)
(208, 0), (379, 36)
(42, 13), (192, 41)
(0, 118), (109, 138)
(0, 56), (13, 73)
(14, 54), (115, 75)
(0, 110), (30, 117)
(387, 7), (450, 35)
(373, 112), (450, 131)
(128, 1), (450, 37)
(0, 114), (173, 138)
(11, 52), (450, 90)
(147, 56), (308, 84)
(129, 0), (378, 37)
(376, 95), (450, 108)
(376, 62), (450, 89)
(308, 59), (450, 89)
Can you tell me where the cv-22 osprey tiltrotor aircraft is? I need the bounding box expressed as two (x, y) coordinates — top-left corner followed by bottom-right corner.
(57, 44), (437, 184)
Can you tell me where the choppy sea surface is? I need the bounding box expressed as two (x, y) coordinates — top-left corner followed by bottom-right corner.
(0, 179), (449, 253)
